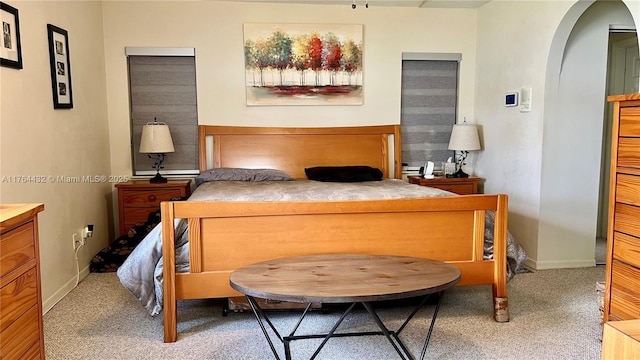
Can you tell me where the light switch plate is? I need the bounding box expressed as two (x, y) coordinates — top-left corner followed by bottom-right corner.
(520, 87), (532, 112)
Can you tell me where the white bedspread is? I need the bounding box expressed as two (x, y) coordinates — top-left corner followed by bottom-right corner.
(117, 179), (527, 316)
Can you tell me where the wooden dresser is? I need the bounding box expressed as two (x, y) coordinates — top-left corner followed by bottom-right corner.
(115, 180), (191, 235)
(604, 94), (640, 322)
(407, 176), (482, 195)
(0, 203), (45, 360)
(601, 319), (640, 359)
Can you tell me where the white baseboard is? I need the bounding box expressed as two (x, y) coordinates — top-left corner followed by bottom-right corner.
(525, 258), (596, 270)
(42, 264), (90, 314)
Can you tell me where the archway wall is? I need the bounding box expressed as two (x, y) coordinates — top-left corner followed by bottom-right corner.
(474, 0), (638, 270)
(538, 0), (636, 269)
(538, 0), (637, 269)
(475, 0), (579, 266)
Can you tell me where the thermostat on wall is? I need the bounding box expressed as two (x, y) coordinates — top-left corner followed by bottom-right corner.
(505, 92), (518, 107)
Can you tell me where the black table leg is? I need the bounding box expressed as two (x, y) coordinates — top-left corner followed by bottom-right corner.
(246, 295), (283, 360)
(419, 292), (443, 360)
(361, 301), (413, 359)
(308, 303), (357, 360)
(246, 292), (444, 360)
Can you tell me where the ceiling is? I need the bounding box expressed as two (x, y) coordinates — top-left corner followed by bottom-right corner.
(218, 0), (491, 9)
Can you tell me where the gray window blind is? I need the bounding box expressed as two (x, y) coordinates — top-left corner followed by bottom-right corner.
(128, 55), (199, 175)
(400, 59), (458, 168)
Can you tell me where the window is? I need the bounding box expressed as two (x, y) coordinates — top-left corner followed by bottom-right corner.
(127, 48), (199, 176)
(400, 53), (459, 169)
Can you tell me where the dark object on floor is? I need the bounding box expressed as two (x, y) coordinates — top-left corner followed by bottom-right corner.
(89, 196), (186, 273)
(89, 210), (161, 273)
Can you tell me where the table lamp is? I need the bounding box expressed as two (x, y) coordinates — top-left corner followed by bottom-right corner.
(139, 119), (175, 183)
(447, 122), (480, 178)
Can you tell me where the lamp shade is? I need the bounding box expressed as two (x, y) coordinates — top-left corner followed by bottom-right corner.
(448, 124), (480, 151)
(139, 122), (175, 154)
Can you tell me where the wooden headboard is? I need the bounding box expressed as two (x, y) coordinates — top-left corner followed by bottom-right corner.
(198, 125), (402, 179)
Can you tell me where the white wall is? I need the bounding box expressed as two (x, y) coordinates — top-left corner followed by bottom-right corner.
(475, 0), (639, 269)
(474, 0), (576, 263)
(538, 0), (636, 269)
(102, 1), (479, 176)
(0, 1), (110, 311)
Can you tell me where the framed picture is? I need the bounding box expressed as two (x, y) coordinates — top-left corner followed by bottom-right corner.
(1, 2), (22, 69)
(243, 23), (364, 106)
(47, 24), (73, 109)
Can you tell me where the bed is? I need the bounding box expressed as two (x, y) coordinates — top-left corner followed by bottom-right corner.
(118, 124), (524, 343)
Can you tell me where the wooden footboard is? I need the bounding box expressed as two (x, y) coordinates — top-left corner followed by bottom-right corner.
(161, 194), (509, 342)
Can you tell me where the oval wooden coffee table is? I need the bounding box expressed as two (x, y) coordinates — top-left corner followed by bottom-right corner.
(230, 253), (461, 360)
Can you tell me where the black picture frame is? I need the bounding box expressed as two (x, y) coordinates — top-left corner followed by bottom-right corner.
(0, 2), (23, 69)
(47, 24), (73, 109)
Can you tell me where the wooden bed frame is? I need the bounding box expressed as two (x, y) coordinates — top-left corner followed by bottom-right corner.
(161, 124), (509, 343)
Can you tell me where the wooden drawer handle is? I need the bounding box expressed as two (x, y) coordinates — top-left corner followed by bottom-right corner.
(148, 194), (157, 202)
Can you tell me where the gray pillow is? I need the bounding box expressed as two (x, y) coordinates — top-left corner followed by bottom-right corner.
(195, 168), (292, 186)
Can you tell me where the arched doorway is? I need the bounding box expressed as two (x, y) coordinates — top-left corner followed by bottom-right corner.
(539, 0), (638, 268)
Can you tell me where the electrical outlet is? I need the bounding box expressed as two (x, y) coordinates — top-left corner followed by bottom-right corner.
(82, 225), (93, 241)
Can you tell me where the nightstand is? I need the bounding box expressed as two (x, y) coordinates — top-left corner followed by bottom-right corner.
(115, 180), (191, 235)
(407, 176), (483, 195)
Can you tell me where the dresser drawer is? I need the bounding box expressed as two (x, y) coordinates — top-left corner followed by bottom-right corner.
(21, 341), (41, 360)
(614, 203), (640, 238)
(123, 207), (158, 228)
(121, 189), (184, 207)
(609, 260), (640, 320)
(0, 223), (35, 278)
(432, 184), (475, 195)
(616, 174), (640, 207)
(619, 106), (640, 136)
(0, 304), (39, 360)
(1, 267), (37, 332)
(618, 138), (640, 168)
(613, 232), (640, 268)
(407, 177), (481, 195)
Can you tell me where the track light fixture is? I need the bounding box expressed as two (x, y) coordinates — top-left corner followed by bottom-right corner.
(351, 0), (368, 9)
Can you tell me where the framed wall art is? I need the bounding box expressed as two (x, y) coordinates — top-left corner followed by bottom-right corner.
(1, 2), (22, 69)
(47, 24), (73, 109)
(243, 23), (364, 106)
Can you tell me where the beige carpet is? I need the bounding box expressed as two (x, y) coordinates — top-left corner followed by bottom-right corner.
(44, 266), (605, 360)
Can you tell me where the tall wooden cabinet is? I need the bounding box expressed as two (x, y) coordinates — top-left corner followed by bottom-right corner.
(1, 204), (45, 359)
(604, 94), (640, 322)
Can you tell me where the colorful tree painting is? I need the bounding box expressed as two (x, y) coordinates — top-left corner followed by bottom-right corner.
(243, 23), (364, 106)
